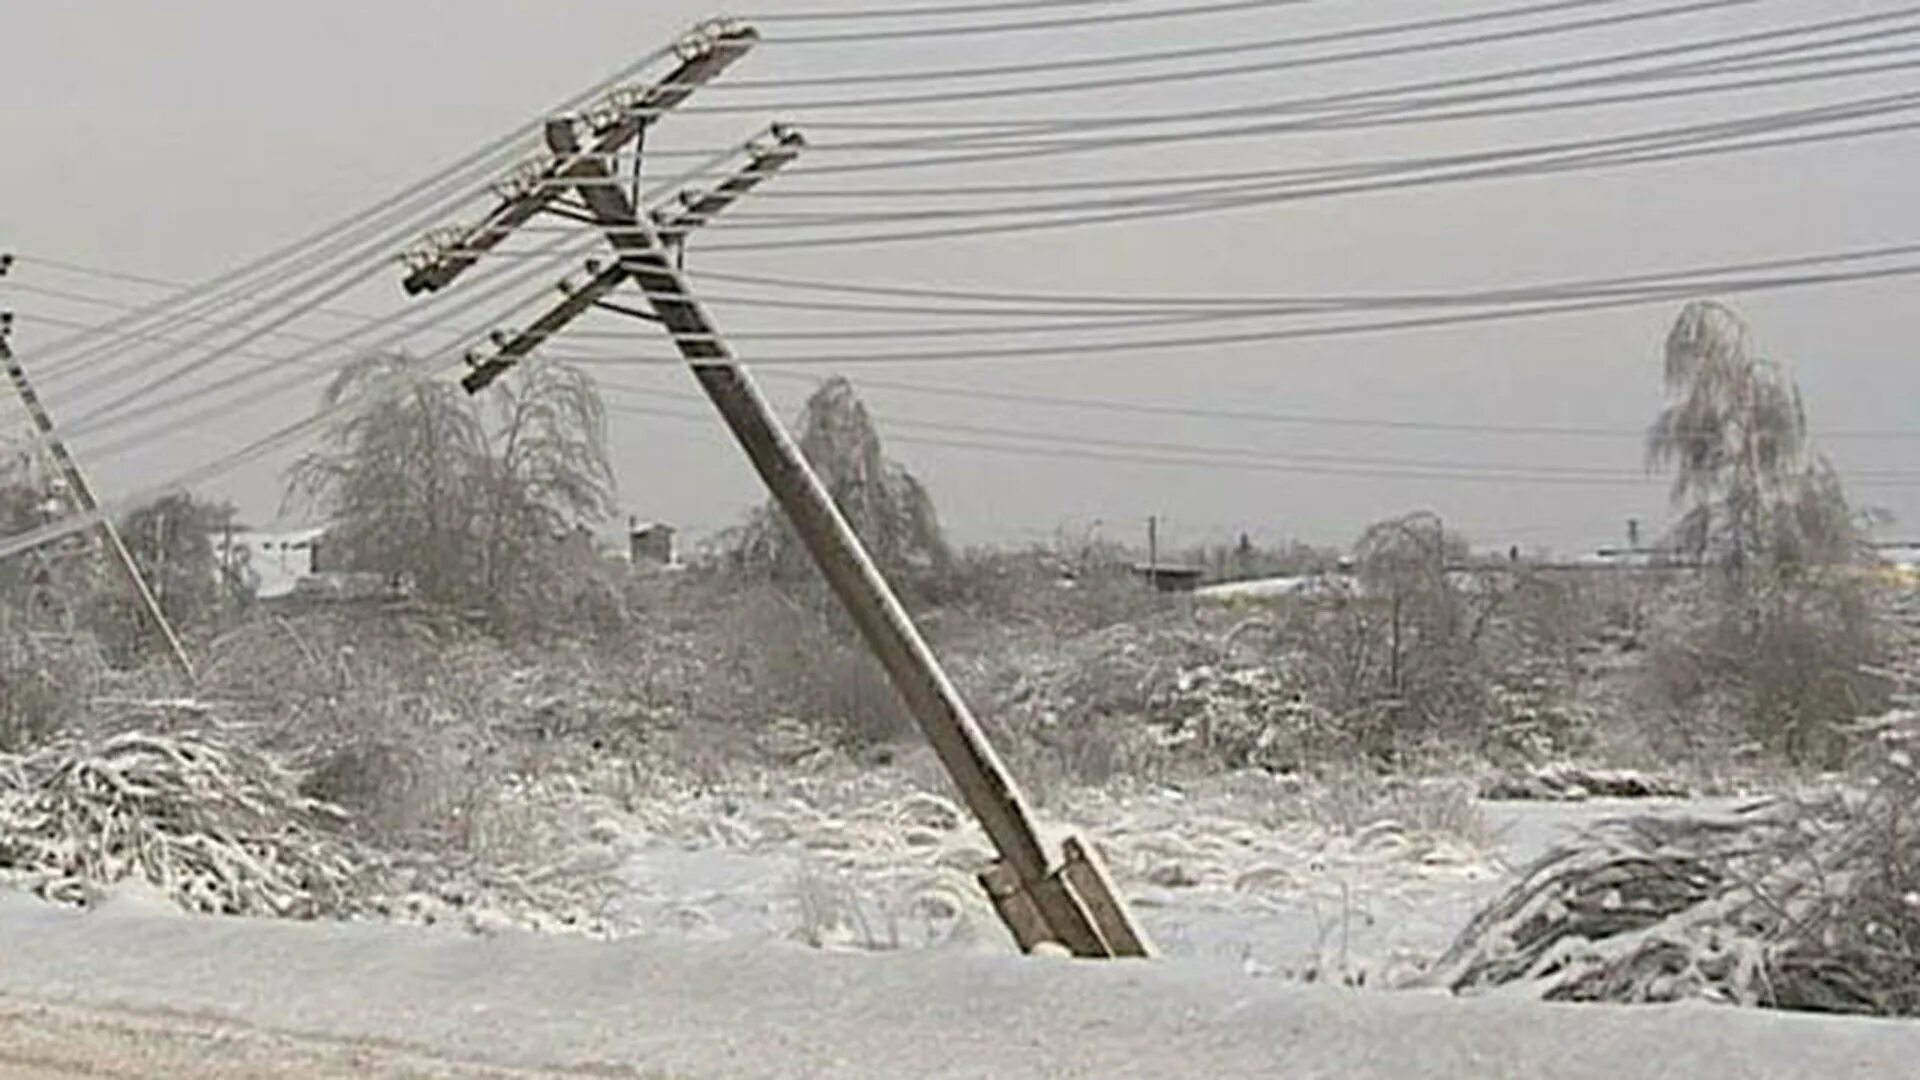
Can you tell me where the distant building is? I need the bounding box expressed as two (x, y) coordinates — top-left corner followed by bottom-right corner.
(216, 526), (326, 600)
(628, 518), (676, 568)
(1130, 561), (1204, 592)
(211, 524), (403, 603)
(1874, 541), (1920, 583)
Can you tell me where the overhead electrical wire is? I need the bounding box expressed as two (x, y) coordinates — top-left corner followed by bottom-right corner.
(18, 3), (1900, 358)
(542, 3), (1920, 175)
(681, 241), (1920, 314)
(659, 61), (1920, 234)
(750, 0), (1308, 45)
(524, 37), (1920, 175)
(710, 0), (1639, 90)
(563, 264), (1920, 341)
(23, 35), (689, 406)
(544, 0), (1807, 152)
(776, 2), (1913, 132)
(539, 261), (1920, 367)
(709, 41), (1920, 178)
(741, 0), (1142, 21)
(1, 280), (410, 368)
(0, 261), (588, 561)
(750, 370), (1920, 442)
(463, 99), (1920, 260)
(23, 242), (1920, 401)
(10, 3), (1920, 556)
(644, 0), (1838, 116)
(34, 240), (1920, 325)
(13, 254), (383, 330)
(55, 137), (754, 443)
(589, 393), (1920, 488)
(62, 237), (594, 452)
(28, 36), (660, 371)
(595, 378), (1652, 477)
(11, 138), (758, 481)
(670, 99), (1920, 251)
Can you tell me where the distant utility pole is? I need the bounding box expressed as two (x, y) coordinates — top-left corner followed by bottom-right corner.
(1147, 515), (1159, 571)
(152, 507), (168, 612)
(400, 21), (1148, 959)
(0, 291), (196, 683)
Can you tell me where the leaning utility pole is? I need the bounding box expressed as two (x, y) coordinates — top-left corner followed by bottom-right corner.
(400, 20), (1149, 959)
(0, 293), (196, 684)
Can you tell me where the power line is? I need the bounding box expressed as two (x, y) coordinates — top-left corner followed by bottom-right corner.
(43, 242), (1920, 325)
(600, 380), (1659, 476)
(682, 241), (1920, 314)
(676, 100), (1920, 251)
(745, 370), (1920, 443)
(507, 5), (1920, 178)
(654, 0), (1863, 116)
(0, 260), (591, 560)
(539, 262), (1920, 367)
(31, 248), (1920, 442)
(754, 0), (1308, 44)
(12, 254), (382, 330)
(591, 393), (1920, 489)
(26, 39), (681, 374)
(565, 264), (1920, 342)
(707, 44), (1920, 193)
(706, 0), (1654, 89)
(53, 139), (753, 443)
(0, 280), (384, 357)
(785, 3), (1915, 132)
(679, 55), (1920, 234)
(453, 106), (1920, 260)
(507, 42), (1920, 176)
(742, 0), (1139, 21)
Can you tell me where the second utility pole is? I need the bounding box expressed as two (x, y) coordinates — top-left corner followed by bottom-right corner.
(0, 306), (195, 684)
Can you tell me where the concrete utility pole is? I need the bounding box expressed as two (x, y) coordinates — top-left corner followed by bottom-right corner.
(399, 20), (1150, 959)
(0, 303), (196, 684)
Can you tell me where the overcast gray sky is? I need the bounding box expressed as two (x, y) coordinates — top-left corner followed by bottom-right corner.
(4, 0), (1916, 557)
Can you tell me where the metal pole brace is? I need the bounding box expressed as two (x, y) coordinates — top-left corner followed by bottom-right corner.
(978, 831), (1154, 958)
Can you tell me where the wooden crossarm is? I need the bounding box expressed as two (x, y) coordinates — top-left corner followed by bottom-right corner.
(460, 259), (630, 394)
(457, 130), (805, 394)
(401, 21), (757, 297)
(655, 126), (807, 249)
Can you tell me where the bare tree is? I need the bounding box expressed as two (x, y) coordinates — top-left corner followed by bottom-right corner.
(117, 492), (242, 628)
(478, 360), (615, 601)
(1647, 300), (1858, 571)
(286, 353), (615, 624)
(729, 376), (950, 590)
(1642, 301), (1884, 762)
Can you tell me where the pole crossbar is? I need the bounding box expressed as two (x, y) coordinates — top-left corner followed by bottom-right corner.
(401, 19), (759, 297)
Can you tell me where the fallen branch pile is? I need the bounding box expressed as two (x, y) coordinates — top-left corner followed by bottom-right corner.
(1480, 763), (1690, 802)
(0, 722), (624, 936)
(1423, 593), (1920, 1016)
(0, 725), (368, 916)
(1419, 787), (1920, 1015)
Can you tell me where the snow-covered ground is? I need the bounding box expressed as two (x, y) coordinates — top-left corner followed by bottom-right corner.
(5, 786), (1914, 1077)
(596, 773), (1755, 987)
(3, 830), (1915, 1080)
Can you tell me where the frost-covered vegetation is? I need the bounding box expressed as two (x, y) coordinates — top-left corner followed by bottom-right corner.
(2, 307), (1916, 1017)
